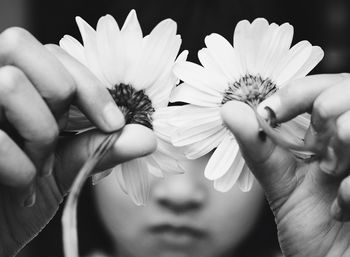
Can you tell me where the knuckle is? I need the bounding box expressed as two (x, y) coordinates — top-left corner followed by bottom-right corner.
(313, 97), (330, 122)
(335, 118), (350, 144)
(340, 178), (350, 202)
(18, 166), (36, 186)
(0, 66), (25, 94)
(40, 124), (59, 146)
(55, 80), (76, 102)
(0, 27), (30, 55)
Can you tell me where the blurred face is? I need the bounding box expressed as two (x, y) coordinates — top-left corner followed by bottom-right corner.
(93, 154), (264, 257)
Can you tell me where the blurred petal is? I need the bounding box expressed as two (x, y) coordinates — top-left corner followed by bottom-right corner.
(122, 158), (150, 206)
(170, 83), (221, 106)
(237, 165), (254, 192)
(204, 135), (239, 180)
(66, 106), (93, 131)
(114, 165), (127, 194)
(213, 150), (245, 192)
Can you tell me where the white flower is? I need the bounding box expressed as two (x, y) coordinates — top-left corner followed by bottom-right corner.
(169, 18), (323, 192)
(60, 10), (187, 205)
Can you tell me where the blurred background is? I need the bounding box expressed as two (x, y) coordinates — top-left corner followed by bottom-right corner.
(1, 0), (350, 256)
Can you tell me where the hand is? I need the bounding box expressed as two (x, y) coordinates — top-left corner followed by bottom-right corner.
(221, 73), (350, 257)
(0, 27), (156, 256)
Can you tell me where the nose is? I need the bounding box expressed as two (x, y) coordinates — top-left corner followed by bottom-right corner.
(152, 173), (206, 214)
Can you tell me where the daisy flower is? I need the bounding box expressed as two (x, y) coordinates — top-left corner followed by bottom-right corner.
(60, 10), (187, 205)
(169, 18), (324, 192)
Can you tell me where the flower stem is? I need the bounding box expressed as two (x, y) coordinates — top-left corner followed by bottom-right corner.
(62, 132), (120, 257)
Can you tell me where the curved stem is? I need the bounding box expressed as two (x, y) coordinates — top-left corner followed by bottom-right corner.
(62, 132), (120, 257)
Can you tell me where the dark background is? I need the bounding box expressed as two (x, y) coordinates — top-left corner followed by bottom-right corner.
(4, 0), (350, 256)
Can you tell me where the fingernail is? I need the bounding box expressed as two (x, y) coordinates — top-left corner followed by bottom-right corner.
(331, 199), (343, 220)
(23, 185), (36, 208)
(258, 96), (281, 117)
(319, 146), (337, 175)
(264, 106), (277, 127)
(103, 102), (125, 130)
(42, 154), (55, 177)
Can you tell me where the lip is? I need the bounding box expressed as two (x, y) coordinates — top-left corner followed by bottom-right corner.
(148, 223), (208, 247)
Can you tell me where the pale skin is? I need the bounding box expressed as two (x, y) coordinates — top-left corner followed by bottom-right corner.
(221, 73), (350, 257)
(1, 27), (350, 257)
(0, 27), (156, 256)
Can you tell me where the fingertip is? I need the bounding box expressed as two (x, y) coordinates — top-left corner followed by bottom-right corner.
(330, 198), (343, 221)
(113, 124), (157, 158)
(101, 102), (125, 132)
(258, 95), (281, 121)
(221, 100), (259, 138)
(333, 177), (350, 221)
(100, 124), (157, 168)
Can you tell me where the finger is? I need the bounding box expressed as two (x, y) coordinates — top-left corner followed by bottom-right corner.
(0, 27), (76, 117)
(45, 44), (125, 132)
(258, 74), (348, 156)
(322, 110), (350, 177)
(55, 124), (157, 194)
(257, 73), (349, 123)
(331, 176), (350, 221)
(0, 130), (36, 207)
(221, 101), (298, 205)
(0, 65), (58, 176)
(304, 77), (350, 159)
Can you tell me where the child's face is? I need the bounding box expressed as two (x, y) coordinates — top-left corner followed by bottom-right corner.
(93, 153), (264, 257)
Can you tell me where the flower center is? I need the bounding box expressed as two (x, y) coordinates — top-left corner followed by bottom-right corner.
(222, 74), (277, 108)
(108, 84), (155, 129)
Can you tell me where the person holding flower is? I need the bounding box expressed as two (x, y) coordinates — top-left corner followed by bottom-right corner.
(1, 2), (350, 257)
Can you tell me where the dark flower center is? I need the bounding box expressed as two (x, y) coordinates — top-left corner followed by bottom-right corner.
(108, 83), (155, 129)
(222, 74), (277, 108)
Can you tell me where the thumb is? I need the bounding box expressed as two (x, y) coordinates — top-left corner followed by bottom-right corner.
(55, 124), (157, 194)
(221, 101), (298, 203)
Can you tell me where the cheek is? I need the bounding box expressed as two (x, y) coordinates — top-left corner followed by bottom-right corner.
(93, 175), (146, 248)
(204, 183), (265, 252)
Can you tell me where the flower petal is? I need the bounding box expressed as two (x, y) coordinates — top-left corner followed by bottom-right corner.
(147, 49), (187, 108)
(237, 164), (254, 192)
(274, 40), (313, 86)
(114, 165), (127, 194)
(65, 106), (93, 131)
(170, 106), (223, 146)
(144, 155), (164, 177)
(233, 19), (250, 73)
(96, 14), (124, 86)
(184, 129), (228, 159)
(257, 22), (294, 80)
(213, 150), (245, 192)
(122, 158), (150, 206)
(132, 19), (180, 90)
(120, 10), (143, 84)
(204, 134), (239, 180)
(75, 16), (109, 85)
(292, 46), (324, 79)
(59, 35), (86, 65)
(204, 33), (243, 81)
(170, 82), (222, 107)
(173, 61), (225, 96)
(244, 18), (270, 76)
